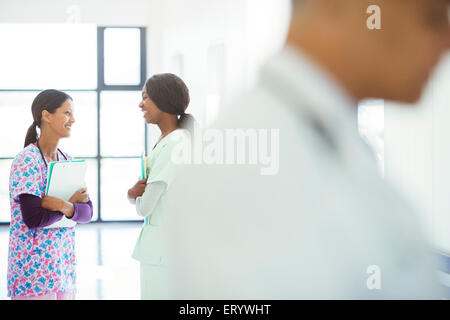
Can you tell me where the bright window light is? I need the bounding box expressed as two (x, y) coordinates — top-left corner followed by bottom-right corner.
(100, 91), (145, 156)
(104, 28), (141, 86)
(0, 160), (13, 222)
(58, 92), (98, 157)
(0, 23), (97, 89)
(0, 92), (38, 157)
(101, 158), (142, 221)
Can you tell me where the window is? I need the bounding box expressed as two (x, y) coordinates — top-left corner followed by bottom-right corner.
(0, 24), (97, 90)
(0, 24), (147, 223)
(100, 91), (144, 156)
(104, 28), (141, 86)
(0, 160), (13, 222)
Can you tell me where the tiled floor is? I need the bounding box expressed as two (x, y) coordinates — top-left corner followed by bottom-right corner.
(0, 222), (142, 300)
(2, 223), (450, 300)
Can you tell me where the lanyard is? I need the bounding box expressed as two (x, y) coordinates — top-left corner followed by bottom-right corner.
(36, 140), (67, 169)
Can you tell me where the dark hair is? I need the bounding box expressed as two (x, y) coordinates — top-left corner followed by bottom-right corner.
(24, 89), (73, 148)
(145, 73), (196, 133)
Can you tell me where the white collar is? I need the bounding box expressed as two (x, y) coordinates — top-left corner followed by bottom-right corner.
(260, 46), (376, 170)
(261, 45), (359, 133)
(152, 128), (186, 152)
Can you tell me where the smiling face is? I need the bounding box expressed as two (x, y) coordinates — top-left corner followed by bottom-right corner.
(41, 99), (75, 138)
(139, 86), (164, 124)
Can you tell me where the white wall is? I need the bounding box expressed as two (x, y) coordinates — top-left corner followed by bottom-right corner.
(0, 0), (291, 146)
(384, 53), (450, 253)
(155, 0), (290, 127)
(0, 0), (161, 73)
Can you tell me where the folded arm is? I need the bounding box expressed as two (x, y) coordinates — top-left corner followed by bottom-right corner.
(19, 193), (94, 228)
(71, 200), (94, 223)
(19, 194), (63, 228)
(135, 181), (167, 218)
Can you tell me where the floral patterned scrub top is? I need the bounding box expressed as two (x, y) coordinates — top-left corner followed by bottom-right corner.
(7, 143), (76, 298)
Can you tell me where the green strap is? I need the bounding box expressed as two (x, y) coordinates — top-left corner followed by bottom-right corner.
(142, 152), (149, 226)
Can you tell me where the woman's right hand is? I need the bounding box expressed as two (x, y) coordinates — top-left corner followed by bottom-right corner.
(69, 188), (90, 204)
(127, 179), (148, 201)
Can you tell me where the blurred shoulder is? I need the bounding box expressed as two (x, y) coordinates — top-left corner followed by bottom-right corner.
(162, 129), (190, 150)
(170, 128), (190, 141)
(214, 82), (306, 134)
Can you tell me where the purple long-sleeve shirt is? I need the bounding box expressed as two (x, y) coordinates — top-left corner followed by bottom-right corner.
(19, 194), (93, 229)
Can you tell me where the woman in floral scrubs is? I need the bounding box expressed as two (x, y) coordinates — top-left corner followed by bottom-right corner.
(7, 90), (93, 300)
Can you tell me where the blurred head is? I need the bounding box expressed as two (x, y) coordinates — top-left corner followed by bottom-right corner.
(290, 0), (450, 103)
(24, 89), (74, 147)
(140, 73), (196, 132)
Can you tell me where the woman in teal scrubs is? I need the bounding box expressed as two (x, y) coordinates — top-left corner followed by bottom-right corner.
(127, 73), (194, 299)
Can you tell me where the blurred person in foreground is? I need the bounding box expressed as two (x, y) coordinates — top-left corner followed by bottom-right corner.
(164, 0), (450, 299)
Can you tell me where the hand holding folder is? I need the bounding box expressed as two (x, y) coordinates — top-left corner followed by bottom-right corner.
(44, 160), (87, 229)
(68, 187), (90, 204)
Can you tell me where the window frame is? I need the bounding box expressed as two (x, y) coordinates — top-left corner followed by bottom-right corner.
(0, 25), (148, 224)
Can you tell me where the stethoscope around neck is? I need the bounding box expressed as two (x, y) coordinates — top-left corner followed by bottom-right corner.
(36, 139), (68, 169)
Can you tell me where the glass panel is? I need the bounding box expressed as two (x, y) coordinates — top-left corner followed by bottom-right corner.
(0, 159), (13, 222)
(104, 28), (141, 86)
(100, 91), (145, 157)
(78, 159), (99, 222)
(100, 158), (143, 221)
(0, 92), (38, 157)
(0, 23), (97, 89)
(58, 92), (97, 157)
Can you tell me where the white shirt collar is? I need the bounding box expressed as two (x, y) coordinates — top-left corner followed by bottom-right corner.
(261, 45), (359, 132)
(260, 45), (377, 170)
